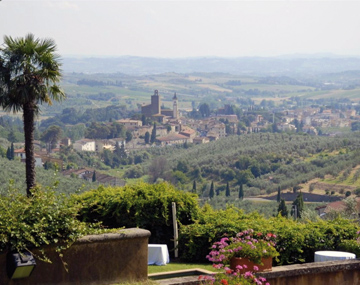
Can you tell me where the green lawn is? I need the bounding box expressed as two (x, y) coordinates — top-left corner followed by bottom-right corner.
(148, 262), (216, 274)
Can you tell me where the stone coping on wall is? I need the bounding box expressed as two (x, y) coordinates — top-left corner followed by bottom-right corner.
(76, 228), (151, 243)
(260, 259), (360, 279)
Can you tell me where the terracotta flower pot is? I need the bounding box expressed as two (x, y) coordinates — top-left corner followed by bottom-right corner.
(229, 256), (273, 273)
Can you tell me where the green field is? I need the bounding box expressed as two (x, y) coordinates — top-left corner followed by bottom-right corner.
(35, 70), (358, 119)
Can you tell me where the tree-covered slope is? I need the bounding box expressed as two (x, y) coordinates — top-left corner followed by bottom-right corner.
(0, 157), (94, 195)
(140, 132), (360, 196)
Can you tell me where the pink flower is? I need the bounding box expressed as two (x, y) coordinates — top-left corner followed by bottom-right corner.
(244, 271), (253, 278)
(253, 265), (259, 271)
(213, 263), (224, 269)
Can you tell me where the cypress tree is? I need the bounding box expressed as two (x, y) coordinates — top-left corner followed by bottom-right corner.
(209, 181), (214, 198)
(10, 142), (14, 160)
(192, 180), (196, 193)
(92, 170), (97, 182)
(144, 132), (150, 144)
(120, 143), (127, 158)
(277, 186), (281, 203)
(277, 199), (288, 217)
(6, 147), (11, 160)
(239, 184), (244, 200)
(226, 182), (230, 197)
(291, 192), (304, 219)
(150, 122), (157, 144)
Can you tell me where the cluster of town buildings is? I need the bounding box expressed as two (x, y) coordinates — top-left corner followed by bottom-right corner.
(12, 90), (360, 186)
(19, 90), (360, 156)
(72, 89), (229, 151)
(246, 106), (357, 135)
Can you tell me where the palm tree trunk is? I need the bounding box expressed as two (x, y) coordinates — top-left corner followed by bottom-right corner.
(23, 101), (36, 197)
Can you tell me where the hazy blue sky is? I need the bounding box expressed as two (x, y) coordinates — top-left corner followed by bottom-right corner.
(1, 1), (360, 58)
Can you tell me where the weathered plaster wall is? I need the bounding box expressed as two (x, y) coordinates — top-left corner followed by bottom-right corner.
(0, 228), (151, 285)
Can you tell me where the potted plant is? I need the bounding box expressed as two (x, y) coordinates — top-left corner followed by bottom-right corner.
(206, 229), (279, 272)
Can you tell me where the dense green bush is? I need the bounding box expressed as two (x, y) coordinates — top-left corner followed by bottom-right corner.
(338, 238), (360, 257)
(178, 205), (359, 265)
(0, 187), (104, 262)
(75, 182), (200, 253)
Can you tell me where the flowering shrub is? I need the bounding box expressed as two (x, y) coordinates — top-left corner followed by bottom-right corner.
(207, 229), (279, 266)
(199, 265), (270, 285)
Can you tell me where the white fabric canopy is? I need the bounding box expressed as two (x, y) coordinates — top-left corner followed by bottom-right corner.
(314, 251), (356, 262)
(148, 244), (170, 266)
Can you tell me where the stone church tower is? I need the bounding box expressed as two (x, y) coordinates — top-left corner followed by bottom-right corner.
(141, 90), (161, 117)
(173, 92), (179, 119)
(151, 90), (161, 115)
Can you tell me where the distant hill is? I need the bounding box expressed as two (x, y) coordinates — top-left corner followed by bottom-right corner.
(62, 55), (360, 76)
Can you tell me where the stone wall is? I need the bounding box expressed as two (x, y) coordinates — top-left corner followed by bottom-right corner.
(0, 228), (151, 285)
(261, 259), (360, 285)
(152, 259), (360, 285)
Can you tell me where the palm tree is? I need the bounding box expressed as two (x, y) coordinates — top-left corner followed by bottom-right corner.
(0, 34), (65, 196)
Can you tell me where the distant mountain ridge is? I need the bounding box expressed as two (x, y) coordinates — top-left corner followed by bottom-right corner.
(62, 55), (360, 76)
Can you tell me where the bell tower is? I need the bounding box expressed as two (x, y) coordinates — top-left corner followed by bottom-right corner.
(151, 89), (161, 115)
(173, 92), (179, 119)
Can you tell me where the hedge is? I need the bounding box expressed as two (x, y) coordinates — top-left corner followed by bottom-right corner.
(74, 182), (200, 253)
(178, 205), (359, 264)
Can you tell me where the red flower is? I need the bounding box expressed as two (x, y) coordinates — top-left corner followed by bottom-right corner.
(220, 279), (229, 285)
